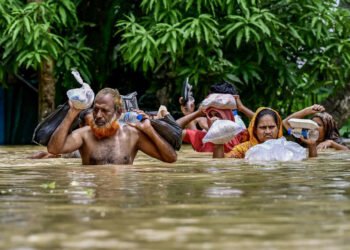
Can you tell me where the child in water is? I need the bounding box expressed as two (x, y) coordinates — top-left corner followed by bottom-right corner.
(283, 104), (349, 151)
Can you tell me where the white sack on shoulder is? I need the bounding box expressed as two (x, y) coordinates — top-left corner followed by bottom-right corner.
(67, 70), (95, 110)
(245, 137), (307, 162)
(203, 120), (244, 144)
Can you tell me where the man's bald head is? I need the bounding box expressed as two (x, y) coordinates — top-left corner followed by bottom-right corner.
(95, 88), (122, 111)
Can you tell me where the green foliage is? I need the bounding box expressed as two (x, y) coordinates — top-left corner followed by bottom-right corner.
(340, 119), (350, 138)
(115, 0), (350, 115)
(0, 0), (92, 87)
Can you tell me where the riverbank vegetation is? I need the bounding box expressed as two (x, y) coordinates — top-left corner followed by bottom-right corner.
(1, 0), (350, 143)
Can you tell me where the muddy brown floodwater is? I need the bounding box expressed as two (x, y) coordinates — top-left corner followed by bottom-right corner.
(0, 145), (350, 250)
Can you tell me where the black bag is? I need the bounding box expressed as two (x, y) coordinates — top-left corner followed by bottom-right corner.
(32, 102), (79, 146)
(150, 114), (182, 151)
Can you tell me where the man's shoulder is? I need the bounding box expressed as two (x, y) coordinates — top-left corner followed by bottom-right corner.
(74, 127), (96, 143)
(118, 124), (140, 138)
(120, 124), (137, 132)
(71, 126), (90, 135)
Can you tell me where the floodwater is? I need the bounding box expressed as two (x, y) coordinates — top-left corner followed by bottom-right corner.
(0, 145), (350, 250)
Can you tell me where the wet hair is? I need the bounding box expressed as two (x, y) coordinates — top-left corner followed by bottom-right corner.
(95, 88), (122, 111)
(254, 109), (279, 128)
(312, 112), (346, 145)
(78, 108), (93, 127)
(209, 81), (238, 95)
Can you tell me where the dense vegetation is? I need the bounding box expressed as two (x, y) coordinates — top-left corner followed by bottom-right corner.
(117, 0), (350, 115)
(1, 0), (350, 139)
(0, 0), (91, 84)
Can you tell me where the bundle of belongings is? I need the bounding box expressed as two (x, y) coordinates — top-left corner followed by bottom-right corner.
(245, 137), (307, 162)
(203, 120), (244, 144)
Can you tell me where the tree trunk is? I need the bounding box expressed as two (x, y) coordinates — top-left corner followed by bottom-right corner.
(321, 84), (350, 127)
(38, 58), (56, 120)
(29, 0), (55, 121)
(156, 81), (174, 106)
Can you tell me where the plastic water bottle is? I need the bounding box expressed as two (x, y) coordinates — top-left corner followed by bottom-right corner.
(232, 110), (246, 129)
(287, 128), (319, 141)
(118, 112), (143, 124)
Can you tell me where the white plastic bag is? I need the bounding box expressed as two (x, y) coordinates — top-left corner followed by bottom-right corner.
(202, 120), (244, 144)
(245, 137), (307, 162)
(200, 94), (237, 110)
(66, 70), (95, 110)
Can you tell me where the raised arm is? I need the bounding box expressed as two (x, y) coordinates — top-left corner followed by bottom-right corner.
(177, 97), (199, 130)
(47, 103), (84, 155)
(233, 95), (254, 119)
(176, 109), (205, 129)
(132, 119), (177, 163)
(282, 104), (325, 130)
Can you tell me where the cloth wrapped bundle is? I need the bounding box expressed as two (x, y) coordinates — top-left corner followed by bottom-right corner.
(203, 120), (244, 144)
(200, 94), (237, 110)
(245, 137), (307, 162)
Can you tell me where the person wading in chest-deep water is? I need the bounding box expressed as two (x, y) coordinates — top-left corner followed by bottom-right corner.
(47, 88), (177, 165)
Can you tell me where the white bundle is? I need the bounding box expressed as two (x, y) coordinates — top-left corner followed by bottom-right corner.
(203, 120), (244, 144)
(200, 94), (237, 110)
(245, 137), (307, 163)
(67, 70), (95, 110)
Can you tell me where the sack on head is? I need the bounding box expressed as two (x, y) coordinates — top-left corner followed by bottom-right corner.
(200, 94), (237, 110)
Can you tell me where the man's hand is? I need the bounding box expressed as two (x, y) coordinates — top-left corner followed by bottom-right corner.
(233, 95), (242, 111)
(68, 100), (83, 115)
(127, 118), (153, 133)
(179, 97), (195, 115)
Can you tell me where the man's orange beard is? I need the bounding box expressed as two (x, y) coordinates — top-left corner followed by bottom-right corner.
(88, 116), (120, 140)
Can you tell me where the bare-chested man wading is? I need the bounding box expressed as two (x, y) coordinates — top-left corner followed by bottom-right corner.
(47, 88), (177, 165)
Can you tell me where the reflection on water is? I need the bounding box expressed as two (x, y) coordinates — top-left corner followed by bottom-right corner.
(0, 145), (350, 249)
